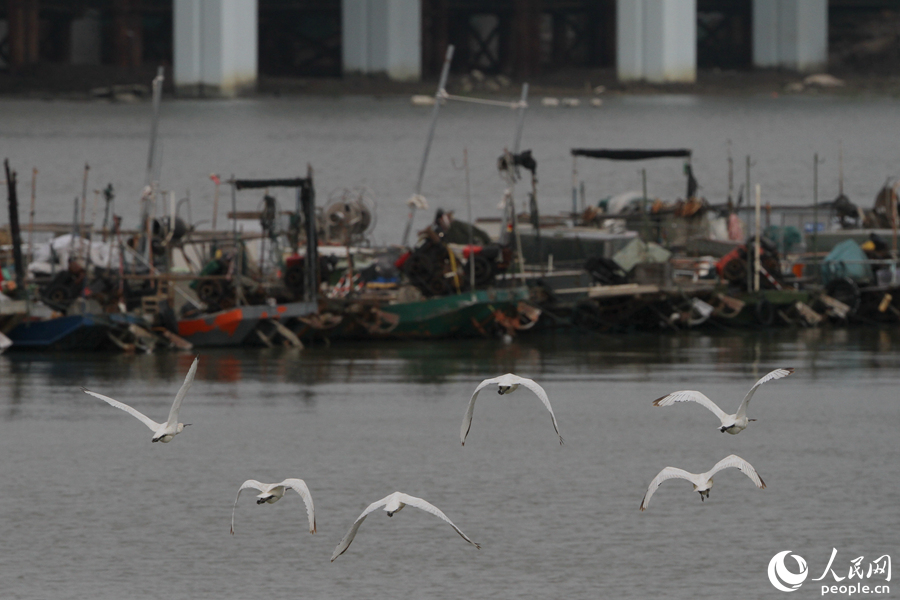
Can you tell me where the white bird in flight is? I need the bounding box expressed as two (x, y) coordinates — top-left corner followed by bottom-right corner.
(640, 454), (766, 511)
(331, 491), (480, 561)
(230, 478), (316, 535)
(81, 356), (199, 443)
(461, 373), (563, 445)
(652, 367), (793, 434)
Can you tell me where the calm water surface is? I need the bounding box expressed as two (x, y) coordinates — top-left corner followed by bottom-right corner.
(0, 328), (897, 599)
(3, 94), (900, 245)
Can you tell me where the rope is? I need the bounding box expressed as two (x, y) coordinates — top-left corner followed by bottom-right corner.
(441, 90), (526, 110)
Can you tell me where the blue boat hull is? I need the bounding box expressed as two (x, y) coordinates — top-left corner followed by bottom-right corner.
(7, 315), (113, 351)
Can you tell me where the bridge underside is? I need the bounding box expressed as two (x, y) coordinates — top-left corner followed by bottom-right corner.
(0, 0), (875, 91)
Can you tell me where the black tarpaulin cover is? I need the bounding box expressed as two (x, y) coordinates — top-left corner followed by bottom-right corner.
(570, 149), (691, 160)
(233, 178), (310, 189)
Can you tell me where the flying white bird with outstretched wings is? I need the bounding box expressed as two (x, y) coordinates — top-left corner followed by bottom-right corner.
(331, 491), (480, 561)
(82, 356), (199, 443)
(461, 373), (563, 445)
(652, 368), (793, 434)
(230, 478), (316, 535)
(640, 454), (766, 511)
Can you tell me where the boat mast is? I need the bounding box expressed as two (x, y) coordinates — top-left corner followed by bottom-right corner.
(838, 140), (844, 196)
(142, 66), (165, 260)
(4, 160), (25, 295)
(463, 148), (475, 292)
(512, 83), (529, 155)
(501, 84), (530, 282)
(727, 140), (733, 208)
(28, 167), (37, 266)
(402, 45), (454, 248)
(302, 165), (318, 304)
(813, 153), (820, 272)
(754, 184), (761, 293)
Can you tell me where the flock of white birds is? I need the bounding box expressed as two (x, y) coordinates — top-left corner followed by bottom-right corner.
(642, 367), (794, 509)
(80, 358), (793, 559)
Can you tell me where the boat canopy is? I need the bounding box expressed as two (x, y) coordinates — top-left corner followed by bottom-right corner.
(570, 149), (691, 161)
(233, 177), (311, 189)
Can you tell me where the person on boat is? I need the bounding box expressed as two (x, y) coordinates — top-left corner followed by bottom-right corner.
(433, 208), (492, 246)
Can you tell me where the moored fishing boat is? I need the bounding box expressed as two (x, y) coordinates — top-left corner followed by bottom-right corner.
(288, 285), (533, 343)
(177, 299), (317, 347)
(7, 311), (118, 351)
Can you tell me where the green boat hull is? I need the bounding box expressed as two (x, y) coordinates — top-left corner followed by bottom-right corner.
(715, 289), (814, 327)
(295, 287), (531, 341)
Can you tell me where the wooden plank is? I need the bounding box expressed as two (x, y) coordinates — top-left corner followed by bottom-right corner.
(268, 318), (304, 348)
(155, 328), (193, 350)
(255, 329), (274, 348)
(0, 300), (29, 315)
(588, 283), (660, 298)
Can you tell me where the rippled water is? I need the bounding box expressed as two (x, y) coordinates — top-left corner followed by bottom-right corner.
(1, 328), (897, 599)
(3, 93), (900, 246)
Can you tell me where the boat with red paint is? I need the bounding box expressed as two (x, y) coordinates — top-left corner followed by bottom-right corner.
(176, 300), (316, 347)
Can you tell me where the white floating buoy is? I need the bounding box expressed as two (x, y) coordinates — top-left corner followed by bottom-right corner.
(803, 73), (845, 87)
(0, 331), (11, 353)
(541, 97), (560, 107)
(593, 85), (606, 95)
(590, 98), (603, 107)
(561, 98), (580, 107)
(411, 95), (436, 106)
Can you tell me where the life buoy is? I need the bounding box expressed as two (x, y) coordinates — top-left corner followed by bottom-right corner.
(468, 255), (495, 287)
(197, 280), (224, 304)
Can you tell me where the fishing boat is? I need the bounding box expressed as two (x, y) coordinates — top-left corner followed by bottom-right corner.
(7, 311), (118, 351)
(288, 285), (533, 343)
(177, 299), (316, 347)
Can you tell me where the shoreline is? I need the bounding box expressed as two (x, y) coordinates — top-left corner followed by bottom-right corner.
(2, 64), (900, 101)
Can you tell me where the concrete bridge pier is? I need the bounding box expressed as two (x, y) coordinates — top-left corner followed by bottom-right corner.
(616, 0), (697, 83)
(753, 0), (827, 72)
(342, 0), (421, 81)
(174, 0), (257, 97)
